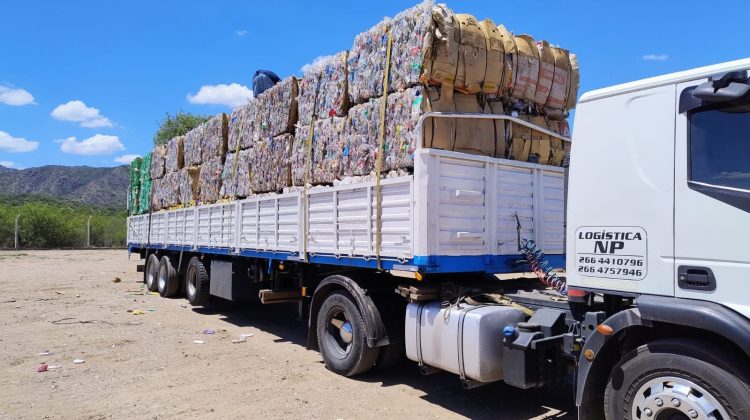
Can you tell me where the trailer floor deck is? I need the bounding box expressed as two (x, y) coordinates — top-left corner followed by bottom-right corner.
(0, 250), (574, 419)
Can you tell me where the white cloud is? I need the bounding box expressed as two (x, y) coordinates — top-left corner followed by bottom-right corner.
(300, 54), (336, 74)
(234, 29), (248, 37)
(51, 100), (113, 128)
(642, 54), (669, 62)
(113, 154), (140, 164)
(0, 160), (19, 168)
(0, 86), (35, 106)
(187, 83), (253, 107)
(58, 134), (124, 155)
(0, 131), (39, 152)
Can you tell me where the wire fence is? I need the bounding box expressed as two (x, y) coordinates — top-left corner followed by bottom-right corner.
(0, 212), (126, 250)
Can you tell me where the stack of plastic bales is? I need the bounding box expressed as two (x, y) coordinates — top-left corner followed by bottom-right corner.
(137, 152), (152, 214)
(129, 157), (142, 215)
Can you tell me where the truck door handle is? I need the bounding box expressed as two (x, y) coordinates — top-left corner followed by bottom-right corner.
(677, 266), (716, 291)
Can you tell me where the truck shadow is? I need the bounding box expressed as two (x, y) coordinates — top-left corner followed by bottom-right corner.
(194, 300), (576, 420)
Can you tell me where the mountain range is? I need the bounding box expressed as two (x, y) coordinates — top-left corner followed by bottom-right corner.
(0, 164), (129, 208)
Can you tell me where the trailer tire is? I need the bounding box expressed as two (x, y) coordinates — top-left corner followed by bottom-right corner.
(185, 257), (210, 306)
(604, 338), (750, 420)
(157, 256), (179, 298)
(145, 254), (160, 292)
(317, 290), (380, 377)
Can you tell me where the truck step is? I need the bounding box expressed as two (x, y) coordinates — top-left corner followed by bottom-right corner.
(259, 289), (301, 304)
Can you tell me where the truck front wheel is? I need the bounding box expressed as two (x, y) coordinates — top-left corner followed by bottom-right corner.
(604, 338), (750, 420)
(316, 290), (380, 377)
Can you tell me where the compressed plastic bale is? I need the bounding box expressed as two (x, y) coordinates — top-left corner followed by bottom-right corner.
(298, 52), (349, 125)
(566, 53), (579, 110)
(184, 125), (203, 166)
(200, 114), (229, 163)
(421, 4), (459, 87)
(422, 86), (455, 151)
(220, 152), (239, 199)
(479, 19), (508, 94)
(251, 134), (293, 192)
(165, 136), (184, 173)
(220, 149), (253, 199)
(511, 35), (540, 104)
(179, 167), (200, 205)
(534, 40), (556, 106)
(129, 186), (139, 216)
(150, 177), (163, 211)
(544, 46), (571, 116)
(228, 103), (255, 152)
(164, 171), (181, 208)
(342, 99), (380, 177)
(454, 14), (486, 94)
(199, 157), (223, 203)
(348, 1), (434, 104)
(292, 117), (346, 185)
(452, 92), (494, 156)
(138, 178), (151, 214)
(150, 145), (166, 179)
(259, 76), (298, 137)
(130, 157), (142, 189)
(383, 87), (423, 170)
(528, 115), (551, 165)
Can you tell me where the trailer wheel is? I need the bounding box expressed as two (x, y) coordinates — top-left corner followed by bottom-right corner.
(157, 256), (179, 298)
(316, 290), (380, 377)
(145, 254), (160, 292)
(604, 338), (750, 420)
(185, 257), (210, 306)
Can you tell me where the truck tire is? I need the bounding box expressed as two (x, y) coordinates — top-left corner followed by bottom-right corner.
(157, 256), (179, 298)
(604, 338), (750, 420)
(185, 257), (210, 306)
(145, 254), (160, 292)
(316, 290), (380, 377)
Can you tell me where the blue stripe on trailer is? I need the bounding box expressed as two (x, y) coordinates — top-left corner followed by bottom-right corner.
(128, 243), (565, 274)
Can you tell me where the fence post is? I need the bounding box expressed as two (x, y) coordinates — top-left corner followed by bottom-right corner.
(87, 215), (92, 248)
(14, 214), (20, 249)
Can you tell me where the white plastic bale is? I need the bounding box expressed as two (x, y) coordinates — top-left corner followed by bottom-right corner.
(298, 52), (349, 126)
(228, 103), (255, 151)
(383, 86), (422, 170)
(199, 157), (223, 203)
(291, 123), (310, 187)
(251, 134), (293, 192)
(259, 76), (298, 137)
(150, 145), (166, 179)
(291, 117), (346, 186)
(165, 136), (184, 173)
(183, 126), (203, 166)
(347, 17), (390, 104)
(200, 114), (228, 163)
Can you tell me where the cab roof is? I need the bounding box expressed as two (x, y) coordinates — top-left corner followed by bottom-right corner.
(578, 57), (750, 104)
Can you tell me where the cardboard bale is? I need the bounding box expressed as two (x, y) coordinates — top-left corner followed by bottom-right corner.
(165, 136), (184, 173)
(496, 24), (517, 95)
(452, 92), (494, 156)
(547, 119), (566, 167)
(509, 115), (532, 162)
(511, 35), (540, 104)
(150, 145), (166, 179)
(422, 86), (456, 151)
(200, 114), (229, 163)
(184, 125), (203, 166)
(454, 14), (487, 94)
(487, 99), (507, 158)
(421, 4), (459, 87)
(199, 157), (223, 203)
(479, 19), (508, 95)
(534, 40), (555, 106)
(259, 76), (298, 136)
(298, 52), (349, 126)
(179, 167), (200, 205)
(251, 134), (293, 192)
(544, 46), (571, 116)
(566, 53), (579, 110)
(529, 115), (551, 165)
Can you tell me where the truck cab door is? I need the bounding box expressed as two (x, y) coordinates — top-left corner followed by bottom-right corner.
(674, 74), (750, 318)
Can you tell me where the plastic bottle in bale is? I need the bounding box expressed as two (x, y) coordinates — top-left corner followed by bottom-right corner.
(298, 52), (349, 126)
(228, 103), (255, 152)
(389, 0), (434, 91)
(150, 144), (166, 180)
(347, 17), (391, 104)
(199, 157), (223, 203)
(384, 87), (424, 171)
(259, 76), (298, 137)
(251, 134), (293, 192)
(138, 178), (151, 214)
(179, 167), (200, 205)
(129, 157), (142, 189)
(343, 99), (380, 178)
(165, 136), (185, 173)
(184, 125), (203, 166)
(200, 114), (229, 164)
(129, 186), (139, 216)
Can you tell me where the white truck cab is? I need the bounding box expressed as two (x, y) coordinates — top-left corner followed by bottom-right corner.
(567, 58), (750, 419)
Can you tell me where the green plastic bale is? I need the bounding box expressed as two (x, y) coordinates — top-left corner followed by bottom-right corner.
(140, 152), (152, 184)
(138, 178), (152, 214)
(129, 186), (140, 215)
(130, 157), (142, 188)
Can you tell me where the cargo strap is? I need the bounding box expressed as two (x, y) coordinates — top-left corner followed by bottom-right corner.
(301, 115), (315, 260)
(230, 114), (247, 183)
(375, 29), (393, 271)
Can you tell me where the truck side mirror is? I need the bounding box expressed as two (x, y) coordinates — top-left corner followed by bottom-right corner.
(679, 70), (750, 113)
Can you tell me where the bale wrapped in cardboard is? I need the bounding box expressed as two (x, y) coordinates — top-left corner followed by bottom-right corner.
(511, 35), (540, 105)
(547, 119), (566, 167)
(228, 102), (256, 152)
(452, 92), (494, 156)
(179, 167), (200, 205)
(199, 157), (223, 203)
(348, 1), (433, 104)
(298, 52), (349, 126)
(509, 115), (532, 162)
(544, 46), (571, 117)
(260, 76), (298, 136)
(184, 125), (203, 166)
(496, 24), (517, 95)
(453, 14), (487, 94)
(422, 86), (456, 151)
(150, 145), (166, 179)
(479, 19), (510, 95)
(566, 53), (579, 110)
(528, 115), (551, 165)
(421, 4), (458, 87)
(165, 136), (184, 173)
(200, 114), (229, 163)
(534, 40), (556, 106)
(251, 134), (293, 192)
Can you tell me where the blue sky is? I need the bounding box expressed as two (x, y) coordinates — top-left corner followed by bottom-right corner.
(1, 0), (748, 169)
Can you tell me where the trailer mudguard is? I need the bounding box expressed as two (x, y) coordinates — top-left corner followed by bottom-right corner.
(307, 275), (390, 351)
(576, 296), (750, 419)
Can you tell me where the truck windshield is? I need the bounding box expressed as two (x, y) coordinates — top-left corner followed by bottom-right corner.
(690, 102), (750, 191)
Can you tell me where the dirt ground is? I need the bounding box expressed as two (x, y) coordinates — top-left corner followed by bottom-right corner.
(0, 250), (575, 419)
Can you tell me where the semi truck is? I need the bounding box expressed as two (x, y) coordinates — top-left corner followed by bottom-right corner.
(127, 58), (750, 419)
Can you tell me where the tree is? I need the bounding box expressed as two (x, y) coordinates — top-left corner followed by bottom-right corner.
(153, 111), (211, 146)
